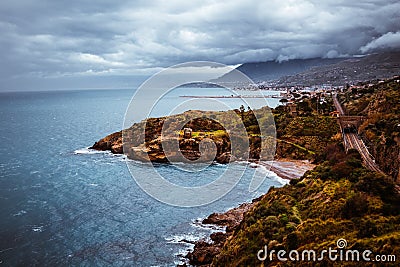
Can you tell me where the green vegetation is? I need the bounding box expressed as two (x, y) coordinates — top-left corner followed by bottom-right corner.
(166, 82), (400, 266)
(93, 78), (400, 267)
(273, 104), (339, 160)
(187, 130), (228, 138)
(339, 77), (400, 182)
(96, 93), (339, 163)
(208, 81), (400, 266)
(213, 142), (400, 266)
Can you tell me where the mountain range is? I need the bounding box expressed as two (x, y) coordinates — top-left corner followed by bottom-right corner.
(215, 52), (400, 86)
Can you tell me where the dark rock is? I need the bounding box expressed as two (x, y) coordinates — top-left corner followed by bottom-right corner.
(215, 152), (232, 164)
(111, 143), (123, 154)
(90, 131), (122, 152)
(186, 241), (220, 266)
(210, 232), (226, 243)
(202, 203), (253, 231)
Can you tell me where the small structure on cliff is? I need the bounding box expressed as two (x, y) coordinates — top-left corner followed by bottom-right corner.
(183, 128), (193, 139)
(330, 111), (340, 117)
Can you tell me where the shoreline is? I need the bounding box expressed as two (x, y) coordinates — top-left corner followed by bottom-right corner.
(183, 158), (315, 266)
(258, 158), (315, 180)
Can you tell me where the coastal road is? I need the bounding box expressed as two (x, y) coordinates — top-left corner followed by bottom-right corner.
(333, 94), (383, 174)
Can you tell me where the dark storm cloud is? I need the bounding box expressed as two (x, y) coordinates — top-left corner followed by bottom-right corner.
(0, 0), (399, 90)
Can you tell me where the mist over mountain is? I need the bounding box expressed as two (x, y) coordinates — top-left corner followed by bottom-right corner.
(277, 51), (400, 86)
(213, 52), (400, 86)
(213, 58), (346, 83)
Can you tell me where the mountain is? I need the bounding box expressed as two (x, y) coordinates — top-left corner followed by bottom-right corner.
(213, 58), (346, 83)
(212, 52), (400, 86)
(278, 52), (400, 86)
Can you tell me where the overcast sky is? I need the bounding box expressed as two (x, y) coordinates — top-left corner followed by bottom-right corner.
(0, 0), (399, 91)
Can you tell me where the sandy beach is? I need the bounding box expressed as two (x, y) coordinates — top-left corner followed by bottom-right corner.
(260, 158), (315, 180)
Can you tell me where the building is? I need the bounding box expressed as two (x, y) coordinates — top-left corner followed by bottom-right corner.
(183, 128), (192, 139)
(330, 111), (340, 117)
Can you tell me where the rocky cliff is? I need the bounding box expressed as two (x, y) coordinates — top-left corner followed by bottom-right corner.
(91, 102), (339, 165)
(91, 108), (276, 164)
(188, 144), (400, 266)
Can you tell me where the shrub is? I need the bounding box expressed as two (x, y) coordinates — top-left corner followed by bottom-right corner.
(341, 192), (369, 219)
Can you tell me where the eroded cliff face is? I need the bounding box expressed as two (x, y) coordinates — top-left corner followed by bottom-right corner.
(91, 103), (342, 167)
(91, 109), (277, 164)
(91, 131), (122, 154)
(91, 129), (231, 164)
(367, 137), (400, 184)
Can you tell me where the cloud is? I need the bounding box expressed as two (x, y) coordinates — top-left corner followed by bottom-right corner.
(360, 31), (400, 53)
(0, 0), (399, 90)
(71, 53), (127, 67)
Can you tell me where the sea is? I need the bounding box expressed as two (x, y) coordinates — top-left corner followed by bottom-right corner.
(0, 88), (286, 266)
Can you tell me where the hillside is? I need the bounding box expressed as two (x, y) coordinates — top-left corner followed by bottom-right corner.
(212, 52), (400, 86)
(212, 146), (400, 266)
(338, 77), (400, 183)
(188, 120), (400, 267)
(273, 100), (339, 161)
(277, 52), (400, 86)
(184, 81), (400, 266)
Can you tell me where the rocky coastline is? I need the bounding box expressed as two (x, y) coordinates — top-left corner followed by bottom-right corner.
(90, 129), (235, 164)
(182, 159), (313, 266)
(90, 126), (316, 266)
(90, 108), (278, 164)
(91, 77), (400, 266)
(184, 202), (256, 266)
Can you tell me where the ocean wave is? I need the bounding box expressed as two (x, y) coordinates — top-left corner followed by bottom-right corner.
(32, 225), (44, 232)
(165, 233), (204, 245)
(13, 210), (27, 216)
(254, 164), (289, 185)
(73, 147), (109, 155)
(74, 147), (129, 163)
(191, 218), (226, 232)
(166, 231), (211, 265)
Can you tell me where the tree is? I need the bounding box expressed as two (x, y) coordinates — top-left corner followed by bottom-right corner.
(239, 105), (245, 120)
(279, 98), (289, 104)
(297, 101), (312, 114)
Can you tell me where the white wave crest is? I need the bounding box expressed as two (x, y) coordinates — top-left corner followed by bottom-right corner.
(73, 147), (108, 155)
(254, 164), (289, 185)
